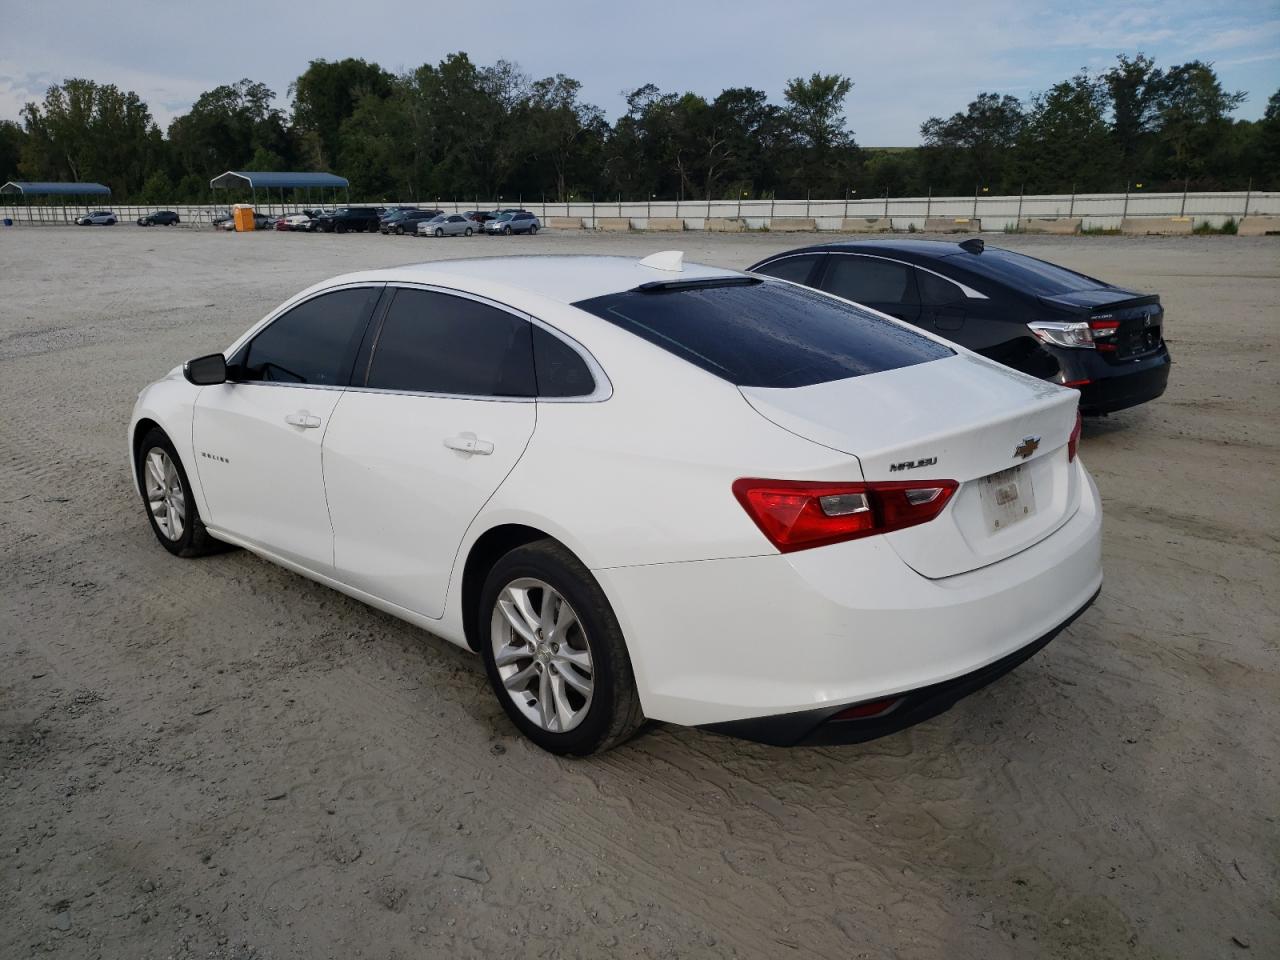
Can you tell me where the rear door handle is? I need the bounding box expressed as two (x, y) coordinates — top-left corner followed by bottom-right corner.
(443, 434), (494, 455)
(285, 412), (322, 429)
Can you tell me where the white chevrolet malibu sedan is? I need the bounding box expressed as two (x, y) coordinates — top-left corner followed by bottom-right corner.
(129, 252), (1102, 754)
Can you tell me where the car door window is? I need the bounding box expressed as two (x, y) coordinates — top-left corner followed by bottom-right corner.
(238, 287), (380, 385)
(365, 289), (536, 397)
(753, 254), (823, 286)
(822, 256), (919, 306)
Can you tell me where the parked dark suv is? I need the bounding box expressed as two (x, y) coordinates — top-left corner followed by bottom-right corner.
(749, 239), (1171, 415)
(138, 210), (180, 226)
(312, 207), (382, 233)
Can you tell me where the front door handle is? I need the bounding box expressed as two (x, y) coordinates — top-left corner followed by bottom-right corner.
(285, 412), (322, 429)
(443, 433), (494, 455)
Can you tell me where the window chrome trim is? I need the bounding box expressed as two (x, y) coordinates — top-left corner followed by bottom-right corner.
(752, 252), (989, 300)
(362, 282), (612, 404)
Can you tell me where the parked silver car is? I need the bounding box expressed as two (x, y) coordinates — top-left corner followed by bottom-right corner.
(483, 211), (541, 235)
(418, 213), (478, 237)
(76, 210), (117, 226)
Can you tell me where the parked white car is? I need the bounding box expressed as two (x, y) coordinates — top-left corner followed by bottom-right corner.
(128, 252), (1101, 754)
(418, 213), (478, 237)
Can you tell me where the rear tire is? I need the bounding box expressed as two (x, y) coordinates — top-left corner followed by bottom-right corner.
(464, 226), (473, 236)
(336, 222), (347, 234)
(479, 540), (644, 755)
(136, 428), (221, 558)
(530, 224), (538, 235)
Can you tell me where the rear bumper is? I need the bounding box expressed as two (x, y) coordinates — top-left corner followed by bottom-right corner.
(702, 586), (1098, 746)
(1056, 346), (1171, 415)
(594, 461), (1103, 730)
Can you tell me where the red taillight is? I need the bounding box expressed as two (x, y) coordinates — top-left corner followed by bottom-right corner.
(1068, 410), (1082, 462)
(1089, 318), (1120, 352)
(732, 478), (958, 553)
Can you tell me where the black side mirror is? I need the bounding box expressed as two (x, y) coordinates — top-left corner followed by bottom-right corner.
(184, 352), (227, 385)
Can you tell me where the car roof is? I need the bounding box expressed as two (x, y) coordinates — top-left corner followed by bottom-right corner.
(757, 238), (982, 263)
(332, 255), (747, 304)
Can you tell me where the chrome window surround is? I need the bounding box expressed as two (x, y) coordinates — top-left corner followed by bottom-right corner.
(752, 252), (989, 300)
(223, 280), (611, 404)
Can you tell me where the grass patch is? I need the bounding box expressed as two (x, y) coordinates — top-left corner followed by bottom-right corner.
(1193, 218), (1237, 235)
(1081, 226), (1123, 236)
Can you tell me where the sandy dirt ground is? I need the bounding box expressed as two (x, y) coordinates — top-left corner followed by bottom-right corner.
(1, 226), (1277, 960)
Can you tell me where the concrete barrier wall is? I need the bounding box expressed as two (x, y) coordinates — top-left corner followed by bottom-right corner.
(1121, 217), (1193, 236)
(1237, 217), (1280, 236)
(642, 217), (685, 231)
(595, 217), (631, 232)
(705, 217), (746, 232)
(839, 217), (893, 233)
(769, 217), (817, 232)
(546, 216), (583, 230)
(1021, 217), (1082, 234)
(924, 218), (980, 233)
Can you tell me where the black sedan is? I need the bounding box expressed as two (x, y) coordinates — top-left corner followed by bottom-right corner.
(749, 239), (1170, 415)
(138, 210), (180, 226)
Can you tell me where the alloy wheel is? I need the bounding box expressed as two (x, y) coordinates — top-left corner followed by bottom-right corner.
(144, 448), (186, 541)
(490, 578), (594, 733)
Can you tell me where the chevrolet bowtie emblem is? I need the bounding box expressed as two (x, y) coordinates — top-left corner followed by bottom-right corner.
(1014, 436), (1040, 460)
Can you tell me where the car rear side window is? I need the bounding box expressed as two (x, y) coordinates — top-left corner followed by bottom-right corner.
(533, 327), (595, 397)
(365, 289), (535, 397)
(753, 254), (823, 285)
(945, 248), (1106, 296)
(916, 269), (966, 305)
(240, 287), (380, 385)
(822, 256), (918, 305)
(574, 279), (951, 388)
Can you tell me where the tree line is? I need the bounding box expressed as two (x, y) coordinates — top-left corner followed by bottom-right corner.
(1, 52), (1276, 204)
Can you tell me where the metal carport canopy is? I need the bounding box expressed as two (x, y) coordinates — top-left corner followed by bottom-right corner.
(1, 181), (111, 196)
(208, 171), (349, 190)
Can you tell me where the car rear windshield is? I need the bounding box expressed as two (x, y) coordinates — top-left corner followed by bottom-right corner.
(943, 248), (1108, 296)
(573, 279), (952, 388)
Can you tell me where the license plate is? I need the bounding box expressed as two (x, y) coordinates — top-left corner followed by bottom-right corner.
(981, 466), (1035, 534)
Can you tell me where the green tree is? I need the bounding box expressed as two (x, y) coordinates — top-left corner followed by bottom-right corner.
(168, 79), (291, 176)
(782, 73), (857, 194)
(1104, 53), (1165, 174)
(920, 92), (1025, 194)
(291, 58), (392, 168)
(20, 78), (162, 197)
(0, 119), (25, 183)
(1016, 72), (1117, 191)
(1151, 60), (1247, 181)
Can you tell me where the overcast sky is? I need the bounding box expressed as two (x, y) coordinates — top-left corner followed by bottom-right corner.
(1, 0), (1276, 145)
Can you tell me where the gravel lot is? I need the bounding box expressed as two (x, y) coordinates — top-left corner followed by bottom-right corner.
(2, 226), (1277, 960)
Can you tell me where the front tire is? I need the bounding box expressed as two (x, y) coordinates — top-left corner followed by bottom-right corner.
(480, 540), (644, 755)
(503, 225), (512, 235)
(136, 428), (220, 558)
(434, 227), (444, 237)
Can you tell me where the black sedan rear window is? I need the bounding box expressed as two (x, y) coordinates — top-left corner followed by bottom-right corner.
(574, 279), (952, 388)
(944, 248), (1107, 296)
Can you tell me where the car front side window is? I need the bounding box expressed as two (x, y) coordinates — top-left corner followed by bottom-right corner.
(236, 287), (381, 385)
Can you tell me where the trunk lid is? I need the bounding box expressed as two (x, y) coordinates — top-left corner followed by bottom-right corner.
(1039, 289), (1165, 362)
(739, 353), (1082, 578)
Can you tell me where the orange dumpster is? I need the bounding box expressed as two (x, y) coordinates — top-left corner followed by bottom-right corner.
(233, 205), (255, 232)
